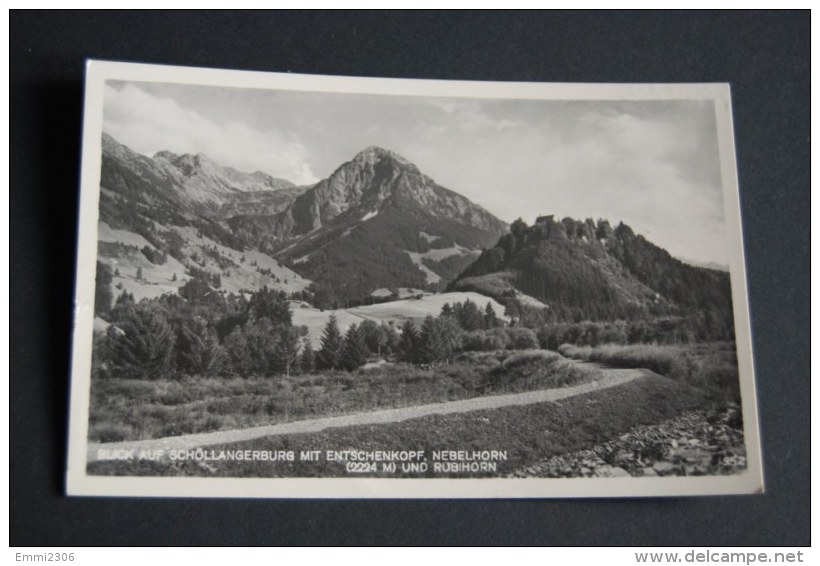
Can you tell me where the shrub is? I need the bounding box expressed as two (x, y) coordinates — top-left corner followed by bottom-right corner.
(460, 327), (537, 352)
(89, 422), (135, 442)
(558, 342), (739, 399)
(505, 327), (539, 350)
(483, 349), (601, 393)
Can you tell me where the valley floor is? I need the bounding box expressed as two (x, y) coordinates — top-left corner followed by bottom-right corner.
(87, 361), (639, 463)
(86, 363), (744, 478)
(87, 350), (598, 443)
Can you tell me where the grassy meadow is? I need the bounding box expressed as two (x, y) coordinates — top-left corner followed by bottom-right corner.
(88, 372), (710, 477)
(558, 341), (740, 399)
(88, 349), (602, 442)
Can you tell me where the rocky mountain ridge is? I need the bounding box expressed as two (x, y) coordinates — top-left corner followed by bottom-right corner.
(101, 133), (297, 209)
(97, 134), (508, 305)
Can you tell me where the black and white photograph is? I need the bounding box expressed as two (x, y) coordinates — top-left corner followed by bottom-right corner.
(66, 61), (762, 498)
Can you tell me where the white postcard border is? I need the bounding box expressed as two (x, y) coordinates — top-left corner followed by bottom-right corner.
(66, 60), (763, 498)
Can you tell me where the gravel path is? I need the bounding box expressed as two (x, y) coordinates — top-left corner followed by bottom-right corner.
(87, 364), (644, 462)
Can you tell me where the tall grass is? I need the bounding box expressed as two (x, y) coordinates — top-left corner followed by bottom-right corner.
(558, 342), (739, 399)
(482, 349), (602, 393)
(89, 351), (602, 442)
(89, 374), (710, 478)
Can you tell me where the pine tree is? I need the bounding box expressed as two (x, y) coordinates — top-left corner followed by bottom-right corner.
(483, 302), (499, 329)
(248, 286), (292, 326)
(94, 261), (113, 318)
(359, 319), (386, 358)
(111, 291), (136, 322)
(178, 277), (212, 303)
(108, 305), (175, 379)
(317, 314), (343, 370)
(381, 322), (400, 356)
(416, 316), (464, 365)
(224, 326), (253, 377)
(176, 317), (225, 376)
(341, 323), (368, 371)
(272, 326), (301, 377)
(458, 299), (483, 331)
(136, 266), (143, 281)
(417, 315), (440, 364)
(300, 339), (316, 374)
(435, 316), (463, 364)
(242, 318), (280, 375)
(398, 319), (419, 363)
(505, 302), (521, 326)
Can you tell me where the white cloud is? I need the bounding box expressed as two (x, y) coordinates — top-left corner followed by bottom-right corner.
(101, 86), (728, 264)
(103, 83), (318, 184)
(519, 112), (728, 264)
(405, 102), (728, 265)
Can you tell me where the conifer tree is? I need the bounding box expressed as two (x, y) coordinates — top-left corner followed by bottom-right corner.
(242, 318), (279, 375)
(398, 319), (419, 363)
(224, 326), (253, 377)
(483, 302), (499, 329)
(341, 323), (368, 371)
(418, 316), (463, 365)
(458, 298), (483, 331)
(248, 286), (292, 326)
(300, 339), (316, 374)
(435, 316), (463, 364)
(359, 319), (388, 358)
(176, 317), (225, 376)
(109, 304), (175, 379)
(272, 326), (301, 377)
(381, 322), (400, 355)
(317, 314), (344, 370)
(94, 261), (113, 318)
(418, 315), (440, 365)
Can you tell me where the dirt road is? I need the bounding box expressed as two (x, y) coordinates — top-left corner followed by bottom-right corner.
(87, 364), (645, 462)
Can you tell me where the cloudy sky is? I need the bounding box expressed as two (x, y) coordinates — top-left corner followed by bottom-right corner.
(104, 81), (729, 265)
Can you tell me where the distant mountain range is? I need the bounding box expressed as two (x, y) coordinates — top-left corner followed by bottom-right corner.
(97, 134), (506, 306)
(97, 133), (732, 320)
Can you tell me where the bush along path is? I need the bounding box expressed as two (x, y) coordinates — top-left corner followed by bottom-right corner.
(86, 361), (641, 463)
(508, 403), (746, 478)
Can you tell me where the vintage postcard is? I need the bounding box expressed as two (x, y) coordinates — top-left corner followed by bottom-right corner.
(66, 61), (763, 498)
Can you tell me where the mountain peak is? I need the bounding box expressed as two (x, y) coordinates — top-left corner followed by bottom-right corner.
(153, 150), (180, 162)
(351, 145), (414, 168)
(163, 152), (217, 177)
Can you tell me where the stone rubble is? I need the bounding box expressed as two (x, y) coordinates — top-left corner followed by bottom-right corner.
(509, 403), (746, 478)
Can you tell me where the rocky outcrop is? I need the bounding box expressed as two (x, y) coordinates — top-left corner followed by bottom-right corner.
(509, 404), (746, 478)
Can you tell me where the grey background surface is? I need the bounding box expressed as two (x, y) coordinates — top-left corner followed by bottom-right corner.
(10, 10), (810, 546)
